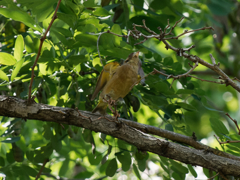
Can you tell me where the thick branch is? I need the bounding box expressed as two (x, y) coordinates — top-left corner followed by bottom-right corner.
(0, 95), (240, 176)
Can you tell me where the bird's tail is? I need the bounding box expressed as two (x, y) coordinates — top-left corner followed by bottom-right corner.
(92, 100), (108, 115)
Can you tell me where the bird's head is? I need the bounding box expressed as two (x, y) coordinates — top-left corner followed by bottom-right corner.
(125, 51), (140, 65)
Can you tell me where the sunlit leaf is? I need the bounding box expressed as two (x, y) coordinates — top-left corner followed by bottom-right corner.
(0, 69), (9, 82)
(0, 4), (42, 32)
(11, 58), (24, 81)
(0, 52), (17, 65)
(14, 35), (24, 61)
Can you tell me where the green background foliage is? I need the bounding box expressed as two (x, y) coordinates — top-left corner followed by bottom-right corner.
(0, 0), (239, 179)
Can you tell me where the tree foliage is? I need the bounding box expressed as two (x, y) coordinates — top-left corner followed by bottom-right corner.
(0, 0), (240, 179)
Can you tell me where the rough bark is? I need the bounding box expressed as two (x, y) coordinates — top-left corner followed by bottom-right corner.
(0, 95), (240, 177)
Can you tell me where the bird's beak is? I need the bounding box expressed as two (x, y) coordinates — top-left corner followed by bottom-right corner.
(135, 51), (140, 58)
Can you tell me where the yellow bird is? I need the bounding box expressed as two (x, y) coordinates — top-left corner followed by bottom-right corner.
(92, 52), (141, 115)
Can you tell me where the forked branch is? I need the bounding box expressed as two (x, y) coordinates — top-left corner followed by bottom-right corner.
(96, 17), (240, 93)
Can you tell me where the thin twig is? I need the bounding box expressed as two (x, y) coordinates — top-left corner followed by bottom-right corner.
(183, 45), (195, 51)
(170, 79), (175, 88)
(214, 135), (222, 144)
(209, 54), (216, 65)
(214, 135), (240, 144)
(188, 75), (225, 84)
(165, 17), (185, 36)
(226, 113), (240, 135)
(129, 70), (155, 90)
(97, 31), (108, 67)
(218, 140), (240, 144)
(153, 61), (199, 80)
(233, 77), (240, 82)
(219, 173), (228, 180)
(35, 159), (49, 180)
(164, 26), (214, 40)
(163, 19), (170, 34)
(207, 172), (219, 180)
(28, 0), (62, 104)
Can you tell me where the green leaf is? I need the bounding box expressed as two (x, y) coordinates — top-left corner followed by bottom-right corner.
(176, 89), (194, 94)
(25, 35), (34, 53)
(26, 150), (34, 162)
(83, 0), (97, 7)
(0, 4), (42, 32)
(170, 160), (188, 174)
(0, 156), (5, 166)
(93, 7), (110, 16)
(207, 0), (234, 16)
(133, 163), (141, 180)
(57, 12), (77, 28)
(153, 53), (162, 62)
(28, 0), (56, 22)
(201, 97), (223, 112)
(74, 170), (94, 178)
(51, 135), (62, 152)
(43, 124), (53, 140)
(135, 151), (149, 172)
(88, 151), (102, 165)
(68, 55), (89, 66)
(6, 150), (15, 163)
(42, 143), (53, 158)
(105, 158), (117, 177)
(116, 151), (131, 172)
(103, 4), (119, 11)
(209, 117), (229, 137)
(0, 52), (17, 65)
(100, 133), (106, 144)
(172, 172), (184, 180)
(150, 0), (170, 10)
(163, 57), (173, 66)
(74, 34), (98, 47)
(133, 0), (144, 12)
(176, 102), (197, 111)
(101, 47), (133, 59)
(172, 62), (182, 72)
(0, 69), (9, 82)
(187, 164), (197, 178)
(11, 58), (24, 81)
(1, 137), (20, 143)
(111, 24), (122, 46)
(83, 129), (95, 154)
(22, 165), (38, 177)
(14, 35), (24, 61)
(165, 124), (174, 132)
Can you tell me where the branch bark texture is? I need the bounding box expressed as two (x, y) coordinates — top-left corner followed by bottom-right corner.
(0, 95), (240, 176)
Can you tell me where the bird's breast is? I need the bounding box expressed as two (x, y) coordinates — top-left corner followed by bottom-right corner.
(101, 64), (138, 100)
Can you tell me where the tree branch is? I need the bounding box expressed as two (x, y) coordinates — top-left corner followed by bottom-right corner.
(226, 113), (240, 135)
(28, 0), (62, 104)
(35, 159), (49, 180)
(0, 95), (240, 176)
(100, 18), (240, 93)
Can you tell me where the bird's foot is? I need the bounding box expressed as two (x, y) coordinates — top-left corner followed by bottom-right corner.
(75, 107), (92, 122)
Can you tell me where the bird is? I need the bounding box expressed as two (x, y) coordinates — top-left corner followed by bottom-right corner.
(91, 51), (141, 115)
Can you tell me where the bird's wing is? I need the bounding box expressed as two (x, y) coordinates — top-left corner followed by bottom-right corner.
(91, 61), (120, 100)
